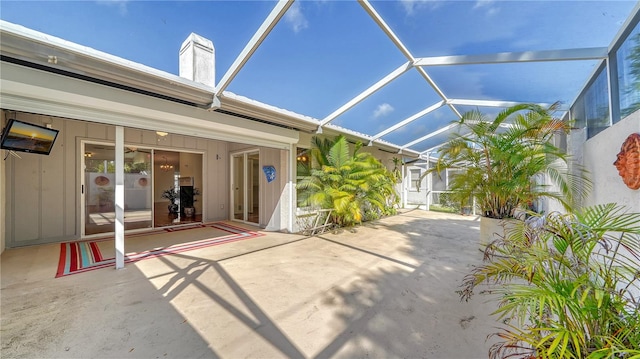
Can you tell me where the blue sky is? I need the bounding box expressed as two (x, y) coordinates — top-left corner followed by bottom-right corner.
(0, 1), (636, 152)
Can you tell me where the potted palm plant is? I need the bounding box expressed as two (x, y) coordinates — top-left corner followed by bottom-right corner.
(421, 102), (590, 245)
(458, 203), (640, 358)
(162, 187), (179, 214)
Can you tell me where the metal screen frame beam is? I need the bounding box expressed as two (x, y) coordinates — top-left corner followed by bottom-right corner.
(401, 123), (457, 150)
(318, 62), (412, 128)
(359, 0), (462, 120)
(414, 47), (608, 67)
(448, 99), (569, 112)
(369, 101), (444, 143)
(211, 0), (293, 108)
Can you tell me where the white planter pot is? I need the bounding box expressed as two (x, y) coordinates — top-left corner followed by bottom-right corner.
(479, 216), (518, 248)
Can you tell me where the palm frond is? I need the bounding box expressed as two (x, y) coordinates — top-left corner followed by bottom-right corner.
(462, 205), (640, 357)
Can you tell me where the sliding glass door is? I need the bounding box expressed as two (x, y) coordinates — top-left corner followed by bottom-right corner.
(83, 143), (152, 236)
(82, 143), (203, 236)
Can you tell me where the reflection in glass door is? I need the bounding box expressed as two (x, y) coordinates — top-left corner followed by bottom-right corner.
(231, 151), (259, 224)
(153, 150), (203, 227)
(83, 143), (152, 236)
(232, 155), (244, 221)
(124, 147), (153, 231)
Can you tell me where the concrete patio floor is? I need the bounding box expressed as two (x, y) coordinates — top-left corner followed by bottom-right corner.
(1, 210), (500, 358)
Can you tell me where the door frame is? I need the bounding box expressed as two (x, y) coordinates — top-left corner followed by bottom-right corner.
(80, 140), (117, 238)
(80, 140), (207, 237)
(230, 149), (260, 226)
(152, 149), (205, 228)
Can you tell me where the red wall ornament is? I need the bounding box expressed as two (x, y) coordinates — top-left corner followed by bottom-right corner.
(613, 133), (640, 190)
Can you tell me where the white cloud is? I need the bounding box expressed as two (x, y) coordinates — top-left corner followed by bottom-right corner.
(373, 103), (394, 118)
(400, 0), (441, 16)
(473, 0), (495, 9)
(473, 0), (499, 16)
(284, 2), (309, 33)
(96, 0), (129, 16)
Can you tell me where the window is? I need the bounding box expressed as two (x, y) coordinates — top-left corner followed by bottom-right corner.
(570, 96), (585, 131)
(616, 21), (640, 121)
(410, 169), (421, 190)
(296, 147), (310, 207)
(585, 68), (610, 138)
(296, 147), (310, 179)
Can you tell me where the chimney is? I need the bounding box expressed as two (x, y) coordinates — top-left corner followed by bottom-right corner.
(179, 33), (215, 88)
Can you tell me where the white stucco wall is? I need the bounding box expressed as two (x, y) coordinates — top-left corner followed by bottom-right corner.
(582, 111), (640, 212)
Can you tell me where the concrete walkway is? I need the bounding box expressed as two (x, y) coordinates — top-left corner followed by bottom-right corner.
(1, 210), (499, 358)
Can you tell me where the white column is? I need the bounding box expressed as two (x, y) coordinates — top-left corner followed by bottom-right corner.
(425, 154), (431, 211)
(402, 162), (407, 208)
(288, 143), (295, 233)
(115, 126), (125, 269)
(0, 142), (5, 254)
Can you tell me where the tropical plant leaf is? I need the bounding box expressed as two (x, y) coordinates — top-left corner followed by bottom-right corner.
(298, 135), (399, 226)
(459, 205), (640, 358)
(419, 102), (589, 219)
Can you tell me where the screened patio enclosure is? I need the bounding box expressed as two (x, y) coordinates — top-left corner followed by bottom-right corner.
(2, 1), (638, 157)
(1, 1), (639, 256)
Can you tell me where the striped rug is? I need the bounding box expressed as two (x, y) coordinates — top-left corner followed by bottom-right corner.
(56, 222), (262, 277)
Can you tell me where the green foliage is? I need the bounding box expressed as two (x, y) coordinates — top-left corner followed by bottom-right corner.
(428, 204), (458, 214)
(161, 187), (179, 202)
(421, 102), (591, 219)
(459, 204), (640, 359)
(90, 160), (115, 173)
(298, 135), (399, 227)
(390, 157), (403, 183)
(126, 161), (150, 174)
(86, 160), (149, 174)
(438, 192), (461, 211)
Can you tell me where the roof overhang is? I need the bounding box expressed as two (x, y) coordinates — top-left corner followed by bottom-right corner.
(0, 20), (320, 134)
(0, 21), (214, 105)
(0, 60), (299, 149)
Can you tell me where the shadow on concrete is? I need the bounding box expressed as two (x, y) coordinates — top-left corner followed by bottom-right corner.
(0, 260), (220, 358)
(2, 209), (499, 358)
(307, 210), (499, 358)
(153, 252), (306, 359)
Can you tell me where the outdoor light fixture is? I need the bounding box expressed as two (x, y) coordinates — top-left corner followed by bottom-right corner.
(84, 152), (93, 158)
(156, 131), (168, 142)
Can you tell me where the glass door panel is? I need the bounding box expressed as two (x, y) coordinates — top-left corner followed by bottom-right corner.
(154, 150), (203, 227)
(123, 147), (152, 230)
(247, 152), (259, 224)
(232, 154), (244, 220)
(231, 151), (259, 224)
(84, 144), (153, 236)
(84, 143), (116, 236)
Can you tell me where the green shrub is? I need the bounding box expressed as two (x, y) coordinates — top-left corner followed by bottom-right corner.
(298, 135), (399, 227)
